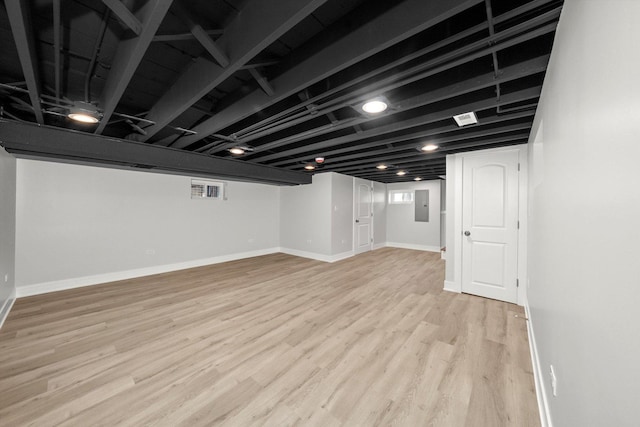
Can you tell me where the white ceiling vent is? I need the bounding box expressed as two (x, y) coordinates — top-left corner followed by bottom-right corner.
(453, 111), (478, 127)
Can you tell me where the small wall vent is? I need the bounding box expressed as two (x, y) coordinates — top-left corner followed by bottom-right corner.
(453, 111), (478, 127)
(191, 179), (225, 200)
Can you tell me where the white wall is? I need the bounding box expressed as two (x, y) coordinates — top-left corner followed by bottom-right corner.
(373, 181), (387, 247)
(526, 1), (640, 425)
(0, 147), (16, 324)
(15, 159), (280, 295)
(280, 173), (332, 257)
(386, 180), (441, 251)
(279, 172), (356, 260)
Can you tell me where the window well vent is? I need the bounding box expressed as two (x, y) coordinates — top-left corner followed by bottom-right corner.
(191, 179), (225, 200)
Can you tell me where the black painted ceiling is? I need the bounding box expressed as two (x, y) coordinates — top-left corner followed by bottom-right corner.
(0, 0), (563, 184)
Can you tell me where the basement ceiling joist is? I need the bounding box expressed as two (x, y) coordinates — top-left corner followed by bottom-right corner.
(0, 0), (564, 184)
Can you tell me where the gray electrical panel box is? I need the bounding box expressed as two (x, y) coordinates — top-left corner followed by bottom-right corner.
(415, 189), (429, 222)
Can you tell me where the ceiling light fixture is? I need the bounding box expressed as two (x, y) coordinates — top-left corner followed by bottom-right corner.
(420, 144), (439, 152)
(304, 164), (316, 170)
(229, 147), (245, 155)
(361, 97), (388, 114)
(414, 177), (422, 181)
(453, 111), (478, 127)
(68, 101), (100, 124)
(315, 157), (325, 164)
(376, 164), (388, 170)
(396, 170), (407, 176)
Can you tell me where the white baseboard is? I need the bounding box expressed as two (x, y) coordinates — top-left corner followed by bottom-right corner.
(0, 289), (16, 329)
(525, 303), (553, 427)
(443, 280), (460, 293)
(278, 247), (354, 263)
(16, 247), (280, 298)
(372, 242), (386, 250)
(385, 242), (441, 253)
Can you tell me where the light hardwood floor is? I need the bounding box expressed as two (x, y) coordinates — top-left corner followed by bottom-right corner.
(0, 248), (539, 426)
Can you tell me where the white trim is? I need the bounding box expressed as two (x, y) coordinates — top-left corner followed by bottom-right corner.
(525, 303), (553, 427)
(16, 247), (280, 298)
(0, 289), (16, 329)
(385, 242), (441, 253)
(443, 280), (460, 293)
(279, 247), (354, 263)
(372, 242), (386, 250)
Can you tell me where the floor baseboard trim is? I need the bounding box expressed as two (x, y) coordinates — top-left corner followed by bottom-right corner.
(278, 247), (354, 263)
(525, 303), (553, 427)
(443, 280), (460, 293)
(0, 289), (16, 329)
(385, 242), (441, 252)
(15, 248), (281, 298)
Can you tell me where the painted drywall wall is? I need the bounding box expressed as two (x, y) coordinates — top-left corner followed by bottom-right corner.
(0, 147), (16, 322)
(373, 181), (387, 247)
(331, 173), (354, 256)
(386, 180), (440, 251)
(280, 172), (356, 260)
(526, 1), (640, 425)
(279, 173), (332, 256)
(15, 159), (280, 292)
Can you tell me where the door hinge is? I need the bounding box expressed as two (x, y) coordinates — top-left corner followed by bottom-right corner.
(371, 237), (374, 242)
(516, 279), (520, 288)
(518, 163), (521, 171)
(517, 220), (520, 229)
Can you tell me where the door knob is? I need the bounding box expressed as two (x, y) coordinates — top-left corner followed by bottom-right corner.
(464, 231), (471, 236)
(355, 219), (360, 223)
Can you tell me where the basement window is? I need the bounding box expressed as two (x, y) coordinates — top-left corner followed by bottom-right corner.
(191, 179), (225, 200)
(389, 190), (414, 204)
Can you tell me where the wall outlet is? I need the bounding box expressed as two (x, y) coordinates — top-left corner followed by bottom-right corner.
(145, 249), (155, 255)
(306, 239), (312, 244)
(248, 238), (255, 243)
(4, 274), (7, 283)
(341, 239), (346, 244)
(550, 365), (558, 397)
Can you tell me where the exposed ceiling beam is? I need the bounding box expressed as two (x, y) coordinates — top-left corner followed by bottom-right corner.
(5, 0), (44, 124)
(315, 134), (529, 172)
(287, 129), (531, 170)
(171, 0), (485, 149)
(152, 29), (223, 42)
(52, 0), (61, 101)
(0, 120), (310, 185)
(174, 3), (229, 67)
(249, 68), (274, 96)
(95, 0), (173, 134)
(101, 0), (143, 35)
(137, 0), (329, 142)
(239, 54), (549, 158)
(269, 111), (535, 167)
(250, 85), (542, 163)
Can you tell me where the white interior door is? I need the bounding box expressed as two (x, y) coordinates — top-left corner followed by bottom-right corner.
(462, 150), (519, 303)
(354, 178), (373, 254)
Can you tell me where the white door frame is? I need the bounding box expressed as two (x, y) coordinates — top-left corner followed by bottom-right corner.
(446, 146), (528, 306)
(353, 178), (374, 254)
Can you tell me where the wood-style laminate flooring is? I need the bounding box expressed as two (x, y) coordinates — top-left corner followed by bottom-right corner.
(0, 248), (539, 426)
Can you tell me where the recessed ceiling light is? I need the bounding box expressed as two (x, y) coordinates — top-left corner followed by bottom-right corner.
(420, 144), (439, 152)
(229, 147), (245, 155)
(414, 177), (422, 181)
(362, 98), (388, 114)
(315, 157), (325, 164)
(68, 102), (100, 124)
(376, 164), (388, 170)
(396, 170), (407, 176)
(304, 164), (316, 170)
(453, 111), (478, 127)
